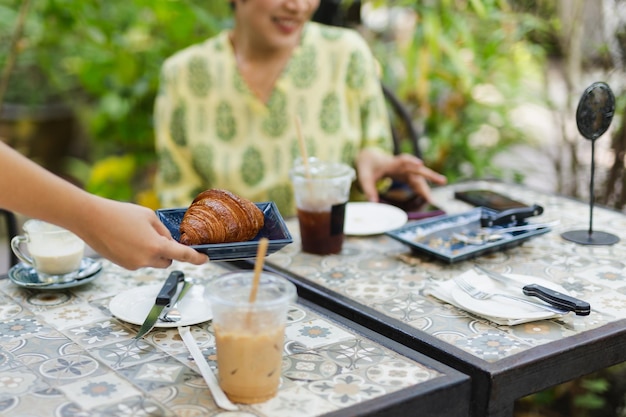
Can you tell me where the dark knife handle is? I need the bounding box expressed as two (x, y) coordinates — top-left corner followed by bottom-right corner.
(522, 283), (591, 316)
(481, 204), (544, 227)
(156, 271), (184, 306)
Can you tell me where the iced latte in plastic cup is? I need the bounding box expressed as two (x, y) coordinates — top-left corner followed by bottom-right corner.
(290, 158), (356, 255)
(206, 271), (297, 404)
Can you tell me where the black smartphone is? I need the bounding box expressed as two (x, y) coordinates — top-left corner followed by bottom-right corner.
(454, 189), (528, 211)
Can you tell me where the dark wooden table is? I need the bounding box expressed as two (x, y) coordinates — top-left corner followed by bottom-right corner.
(240, 180), (626, 417)
(0, 259), (470, 417)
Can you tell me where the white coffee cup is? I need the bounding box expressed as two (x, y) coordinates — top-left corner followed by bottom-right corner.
(11, 219), (85, 282)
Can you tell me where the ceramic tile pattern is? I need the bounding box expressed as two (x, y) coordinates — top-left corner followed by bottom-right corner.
(265, 181), (626, 363)
(0, 260), (444, 417)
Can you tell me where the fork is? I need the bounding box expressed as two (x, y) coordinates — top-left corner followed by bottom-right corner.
(160, 280), (193, 322)
(452, 220), (561, 245)
(454, 276), (568, 314)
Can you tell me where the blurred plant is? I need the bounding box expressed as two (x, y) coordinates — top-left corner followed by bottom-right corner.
(0, 0), (30, 110)
(507, 0), (626, 202)
(515, 367), (622, 417)
(362, 0), (548, 183)
(85, 154), (136, 202)
(0, 0), (232, 203)
(2, 0), (550, 200)
(0, 0), (76, 107)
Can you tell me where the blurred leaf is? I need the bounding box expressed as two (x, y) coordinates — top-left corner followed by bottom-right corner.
(0, 0), (231, 201)
(580, 378), (610, 393)
(371, 0), (545, 181)
(572, 392), (605, 410)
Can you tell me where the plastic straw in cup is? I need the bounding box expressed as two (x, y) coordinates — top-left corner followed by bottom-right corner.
(294, 116), (311, 179)
(249, 237), (269, 303)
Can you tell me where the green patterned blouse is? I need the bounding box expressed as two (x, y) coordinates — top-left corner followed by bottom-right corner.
(154, 22), (393, 217)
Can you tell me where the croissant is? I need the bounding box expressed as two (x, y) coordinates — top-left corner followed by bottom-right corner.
(179, 189), (265, 245)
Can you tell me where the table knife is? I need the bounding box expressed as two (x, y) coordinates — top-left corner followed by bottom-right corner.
(474, 265), (591, 316)
(480, 204), (544, 227)
(134, 270), (184, 339)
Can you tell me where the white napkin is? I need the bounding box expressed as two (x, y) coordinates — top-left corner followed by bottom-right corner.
(425, 270), (564, 326)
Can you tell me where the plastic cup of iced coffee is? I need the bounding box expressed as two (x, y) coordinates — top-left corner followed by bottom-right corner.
(206, 271), (297, 404)
(290, 157), (356, 255)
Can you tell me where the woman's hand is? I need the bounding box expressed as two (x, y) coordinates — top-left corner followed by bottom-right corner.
(355, 148), (447, 203)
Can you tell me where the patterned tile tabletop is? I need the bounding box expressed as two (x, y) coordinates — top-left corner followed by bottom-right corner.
(0, 260), (468, 417)
(263, 181), (626, 363)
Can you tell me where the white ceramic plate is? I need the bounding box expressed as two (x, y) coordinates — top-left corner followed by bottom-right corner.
(451, 273), (569, 320)
(109, 283), (212, 328)
(344, 202), (408, 236)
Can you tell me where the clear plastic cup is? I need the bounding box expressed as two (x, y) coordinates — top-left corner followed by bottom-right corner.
(290, 157), (355, 254)
(206, 271), (297, 404)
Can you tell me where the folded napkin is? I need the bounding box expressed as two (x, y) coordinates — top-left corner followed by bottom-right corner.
(425, 270), (564, 326)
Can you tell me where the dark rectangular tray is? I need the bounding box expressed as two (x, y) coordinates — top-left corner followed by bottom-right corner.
(156, 202), (293, 261)
(385, 207), (551, 263)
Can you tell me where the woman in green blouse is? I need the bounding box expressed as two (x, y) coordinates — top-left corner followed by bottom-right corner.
(154, 0), (446, 216)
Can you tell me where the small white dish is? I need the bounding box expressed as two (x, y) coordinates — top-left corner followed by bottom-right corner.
(8, 258), (102, 289)
(344, 202), (408, 236)
(451, 273), (568, 321)
(109, 283), (212, 328)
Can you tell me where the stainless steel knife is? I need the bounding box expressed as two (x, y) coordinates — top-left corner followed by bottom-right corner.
(134, 270), (184, 339)
(474, 265), (591, 316)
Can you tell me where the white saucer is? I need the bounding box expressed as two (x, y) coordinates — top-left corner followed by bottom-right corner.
(344, 202), (408, 236)
(8, 258), (103, 289)
(451, 273), (568, 320)
(109, 283), (213, 328)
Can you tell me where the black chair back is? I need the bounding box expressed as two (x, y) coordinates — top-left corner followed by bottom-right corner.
(1, 209), (18, 268)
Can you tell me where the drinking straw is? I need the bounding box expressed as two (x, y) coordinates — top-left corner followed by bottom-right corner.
(248, 237), (269, 303)
(294, 116), (311, 179)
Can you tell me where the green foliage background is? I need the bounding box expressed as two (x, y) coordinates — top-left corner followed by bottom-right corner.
(1, 0), (232, 203)
(368, 0), (547, 183)
(1, 0), (547, 203)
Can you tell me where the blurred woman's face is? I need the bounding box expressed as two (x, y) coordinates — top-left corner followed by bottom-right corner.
(232, 0), (321, 51)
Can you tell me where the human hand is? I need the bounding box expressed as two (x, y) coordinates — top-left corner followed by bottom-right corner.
(355, 149), (447, 203)
(77, 197), (208, 270)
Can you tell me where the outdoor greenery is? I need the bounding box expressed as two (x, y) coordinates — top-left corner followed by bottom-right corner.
(1, 0), (549, 204)
(0, 0), (232, 205)
(516, 363), (626, 417)
(366, 0), (548, 184)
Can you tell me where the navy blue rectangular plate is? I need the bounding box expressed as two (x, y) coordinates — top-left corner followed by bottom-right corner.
(385, 207), (551, 264)
(156, 202), (293, 261)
